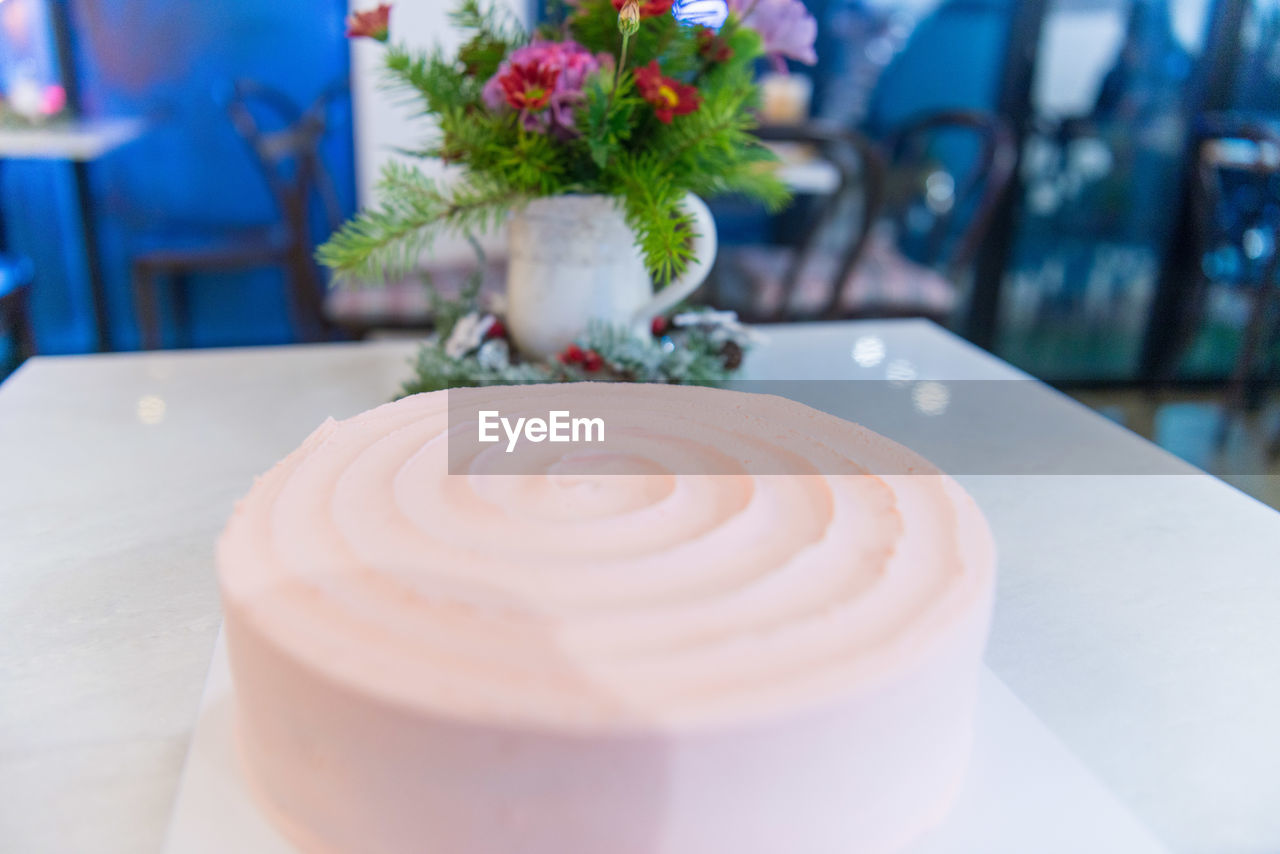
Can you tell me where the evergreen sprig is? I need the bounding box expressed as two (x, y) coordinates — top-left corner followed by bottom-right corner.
(399, 313), (745, 395)
(608, 153), (696, 285)
(401, 344), (554, 396)
(317, 162), (522, 282)
(451, 0), (528, 80)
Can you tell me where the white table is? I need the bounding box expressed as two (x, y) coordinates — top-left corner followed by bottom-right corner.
(2, 320), (1277, 854)
(0, 119), (146, 161)
(766, 139), (844, 195)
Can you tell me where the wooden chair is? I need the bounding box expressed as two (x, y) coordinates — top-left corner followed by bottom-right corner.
(840, 109), (1015, 322)
(881, 111), (1015, 278)
(716, 121), (885, 323)
(131, 80), (346, 349)
(1182, 118), (1280, 449)
(0, 255), (36, 371)
(725, 111), (1013, 325)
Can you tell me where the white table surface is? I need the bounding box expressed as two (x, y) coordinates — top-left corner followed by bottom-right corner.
(0, 118), (145, 161)
(776, 158), (842, 195)
(1, 319), (1277, 854)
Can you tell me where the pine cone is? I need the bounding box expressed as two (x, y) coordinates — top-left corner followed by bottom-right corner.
(720, 340), (743, 370)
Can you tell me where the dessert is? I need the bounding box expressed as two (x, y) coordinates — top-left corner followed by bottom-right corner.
(218, 383), (995, 854)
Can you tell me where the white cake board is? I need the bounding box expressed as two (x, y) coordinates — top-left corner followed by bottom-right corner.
(164, 630), (1169, 854)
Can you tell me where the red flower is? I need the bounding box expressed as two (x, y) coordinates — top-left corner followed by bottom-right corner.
(582, 350), (605, 372)
(611, 0), (673, 18)
(495, 59), (561, 112)
(696, 27), (734, 63)
(634, 61), (701, 124)
(346, 4), (391, 42)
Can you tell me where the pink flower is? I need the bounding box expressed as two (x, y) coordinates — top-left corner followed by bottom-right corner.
(346, 4), (391, 42)
(483, 41), (601, 136)
(40, 85), (67, 116)
(729, 0), (817, 65)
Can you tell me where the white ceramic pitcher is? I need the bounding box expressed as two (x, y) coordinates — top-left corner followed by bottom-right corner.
(505, 193), (717, 359)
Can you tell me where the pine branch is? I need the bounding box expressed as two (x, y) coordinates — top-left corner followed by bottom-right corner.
(401, 343), (553, 395)
(451, 0), (528, 80)
(609, 154), (696, 284)
(449, 0), (526, 44)
(697, 162), (790, 210)
(384, 46), (480, 114)
(317, 162), (521, 283)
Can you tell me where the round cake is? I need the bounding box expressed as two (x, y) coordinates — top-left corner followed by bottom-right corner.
(217, 383), (995, 854)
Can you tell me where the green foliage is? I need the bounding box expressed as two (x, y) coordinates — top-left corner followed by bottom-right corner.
(577, 319), (736, 385)
(450, 0), (527, 79)
(401, 344), (554, 395)
(399, 302), (747, 395)
(316, 162), (520, 282)
(319, 0), (791, 286)
(569, 0), (681, 69)
(608, 153), (695, 285)
(384, 44), (479, 116)
(581, 74), (637, 170)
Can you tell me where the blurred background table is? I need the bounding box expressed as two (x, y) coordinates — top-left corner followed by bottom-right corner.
(2, 319), (1278, 853)
(0, 118), (144, 352)
(0, 117), (143, 160)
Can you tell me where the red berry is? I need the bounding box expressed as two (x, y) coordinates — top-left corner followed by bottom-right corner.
(485, 319), (506, 339)
(559, 344), (586, 365)
(582, 350), (604, 372)
(650, 316), (668, 336)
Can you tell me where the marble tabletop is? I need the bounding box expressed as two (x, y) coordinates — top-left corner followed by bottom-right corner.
(1, 319), (1277, 854)
(0, 118), (145, 161)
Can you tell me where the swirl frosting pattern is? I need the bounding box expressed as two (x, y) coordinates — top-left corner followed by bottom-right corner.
(221, 383), (992, 727)
(218, 383), (995, 854)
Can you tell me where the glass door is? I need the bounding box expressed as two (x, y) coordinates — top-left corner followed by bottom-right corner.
(994, 0), (1215, 381)
(1177, 0), (1280, 379)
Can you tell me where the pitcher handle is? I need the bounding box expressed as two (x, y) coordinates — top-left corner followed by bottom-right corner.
(633, 192), (718, 324)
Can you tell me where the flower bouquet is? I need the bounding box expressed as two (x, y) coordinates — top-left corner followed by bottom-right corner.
(322, 0), (817, 388)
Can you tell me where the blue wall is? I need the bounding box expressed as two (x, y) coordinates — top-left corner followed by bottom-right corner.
(2, 0), (356, 353)
(864, 0), (1010, 134)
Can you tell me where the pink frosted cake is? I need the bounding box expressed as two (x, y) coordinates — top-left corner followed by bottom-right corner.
(217, 383), (995, 854)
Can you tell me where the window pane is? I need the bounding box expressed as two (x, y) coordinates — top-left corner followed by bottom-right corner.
(996, 0), (1212, 381)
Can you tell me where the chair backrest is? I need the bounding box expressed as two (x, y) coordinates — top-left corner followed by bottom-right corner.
(0, 255), (36, 366)
(0, 255), (35, 298)
(748, 122), (886, 321)
(1192, 115), (1280, 289)
(880, 110), (1015, 278)
(223, 79), (347, 248)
